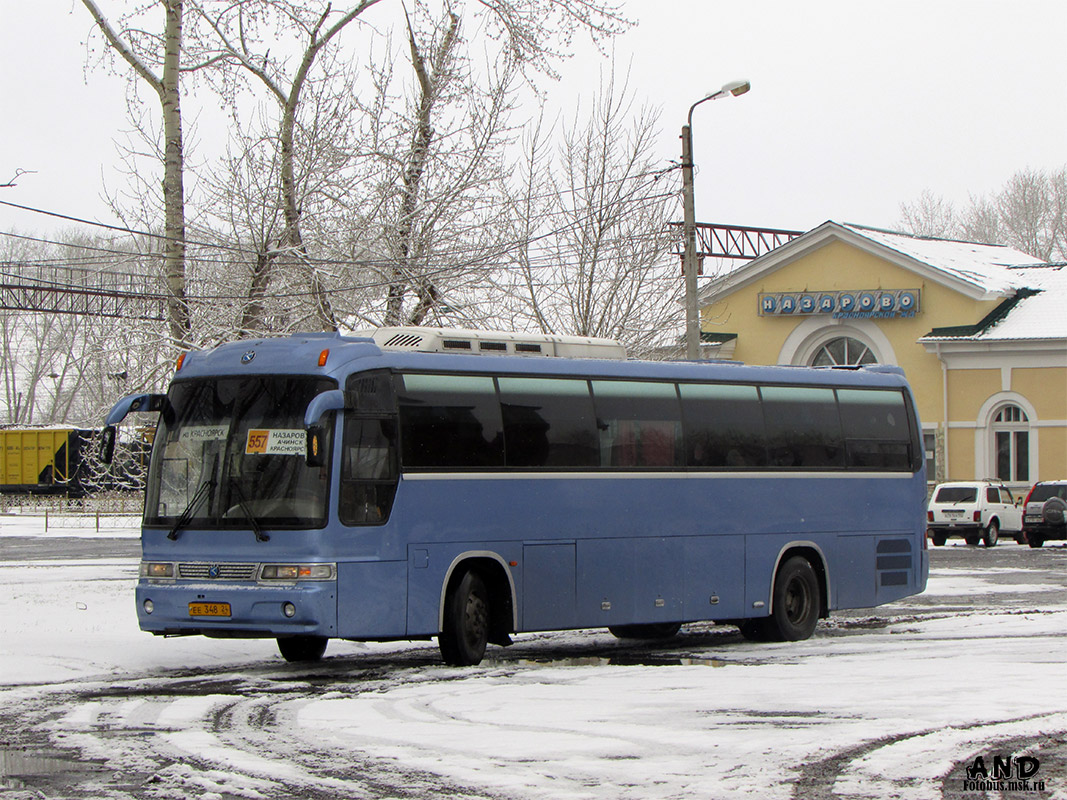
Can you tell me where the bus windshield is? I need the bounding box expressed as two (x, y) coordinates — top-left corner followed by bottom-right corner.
(144, 376), (335, 529)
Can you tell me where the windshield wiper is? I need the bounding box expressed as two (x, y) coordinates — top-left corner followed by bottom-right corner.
(168, 477), (215, 540)
(228, 479), (270, 542)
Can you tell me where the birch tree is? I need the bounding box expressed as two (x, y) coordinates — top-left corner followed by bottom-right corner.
(80, 0), (214, 347)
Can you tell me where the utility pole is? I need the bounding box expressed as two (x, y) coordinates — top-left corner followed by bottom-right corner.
(681, 125), (700, 360)
(681, 80), (751, 360)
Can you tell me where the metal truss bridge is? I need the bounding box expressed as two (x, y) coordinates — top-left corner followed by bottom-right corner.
(0, 261), (167, 321)
(669, 221), (803, 264)
(2, 223), (805, 318)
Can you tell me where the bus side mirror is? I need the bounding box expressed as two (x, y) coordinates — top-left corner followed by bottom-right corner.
(304, 389), (347, 467)
(106, 393), (167, 426)
(304, 389), (347, 427)
(99, 426), (118, 465)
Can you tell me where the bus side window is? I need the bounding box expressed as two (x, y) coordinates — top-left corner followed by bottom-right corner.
(837, 388), (913, 471)
(339, 417), (398, 525)
(761, 386), (845, 469)
(679, 383), (767, 469)
(591, 380), (682, 468)
(498, 377), (598, 469)
(397, 374), (504, 469)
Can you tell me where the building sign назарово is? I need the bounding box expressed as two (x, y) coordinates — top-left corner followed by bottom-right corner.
(759, 290), (920, 319)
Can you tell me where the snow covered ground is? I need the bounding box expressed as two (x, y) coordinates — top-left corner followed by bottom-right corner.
(1, 513), (1065, 799)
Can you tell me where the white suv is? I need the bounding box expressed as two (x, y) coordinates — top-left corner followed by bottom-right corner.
(927, 480), (1023, 547)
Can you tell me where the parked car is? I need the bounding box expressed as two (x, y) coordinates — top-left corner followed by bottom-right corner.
(927, 480), (1023, 547)
(1022, 480), (1067, 548)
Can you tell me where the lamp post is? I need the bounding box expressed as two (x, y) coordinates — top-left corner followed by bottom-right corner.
(682, 79), (751, 360)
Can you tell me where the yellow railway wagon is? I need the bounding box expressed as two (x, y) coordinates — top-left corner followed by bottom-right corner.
(1, 428), (78, 491)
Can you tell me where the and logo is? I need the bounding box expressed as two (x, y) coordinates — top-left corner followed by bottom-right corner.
(241, 350), (257, 364)
(207, 564), (221, 579)
(962, 754), (1044, 793)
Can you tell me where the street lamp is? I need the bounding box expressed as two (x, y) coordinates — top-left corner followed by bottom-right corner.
(681, 79), (751, 360)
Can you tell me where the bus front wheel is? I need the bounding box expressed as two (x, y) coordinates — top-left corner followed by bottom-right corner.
(277, 635), (328, 663)
(439, 570), (489, 666)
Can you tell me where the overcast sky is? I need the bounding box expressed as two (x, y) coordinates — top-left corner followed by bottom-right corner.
(2, 0), (1065, 238)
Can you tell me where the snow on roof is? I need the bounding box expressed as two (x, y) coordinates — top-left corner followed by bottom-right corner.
(964, 261), (1062, 339)
(920, 263), (1067, 342)
(697, 220), (1043, 305)
(840, 223), (1041, 296)
(699, 221), (1063, 343)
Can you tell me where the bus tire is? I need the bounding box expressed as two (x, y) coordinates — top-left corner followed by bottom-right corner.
(277, 635), (328, 663)
(439, 570), (489, 666)
(764, 556), (820, 642)
(608, 622), (682, 640)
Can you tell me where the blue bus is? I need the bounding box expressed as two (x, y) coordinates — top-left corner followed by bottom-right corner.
(105, 328), (929, 666)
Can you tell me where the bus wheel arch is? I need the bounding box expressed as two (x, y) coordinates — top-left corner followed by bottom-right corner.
(744, 545), (827, 643)
(438, 554), (516, 665)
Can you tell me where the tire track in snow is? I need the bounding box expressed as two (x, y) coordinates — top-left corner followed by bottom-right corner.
(1, 666), (506, 799)
(791, 713), (1067, 800)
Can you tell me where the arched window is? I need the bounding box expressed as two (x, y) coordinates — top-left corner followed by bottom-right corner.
(992, 404), (1029, 482)
(810, 337), (878, 367)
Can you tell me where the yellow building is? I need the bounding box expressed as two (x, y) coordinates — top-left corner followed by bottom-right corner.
(697, 221), (1067, 493)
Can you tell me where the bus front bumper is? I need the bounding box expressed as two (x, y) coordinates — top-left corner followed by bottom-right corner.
(135, 580), (338, 638)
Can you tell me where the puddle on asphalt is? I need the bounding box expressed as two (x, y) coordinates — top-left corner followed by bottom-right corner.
(0, 748), (105, 789)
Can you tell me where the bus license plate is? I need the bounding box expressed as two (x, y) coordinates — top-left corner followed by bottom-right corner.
(189, 602), (231, 617)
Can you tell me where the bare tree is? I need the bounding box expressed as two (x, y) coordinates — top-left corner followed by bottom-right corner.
(189, 0), (389, 333)
(361, 5), (523, 327)
(963, 167), (1067, 261)
(80, 0), (218, 347)
(497, 68), (681, 356)
(77, 0), (632, 344)
(899, 190), (960, 239)
(900, 165), (1067, 261)
(0, 234), (165, 426)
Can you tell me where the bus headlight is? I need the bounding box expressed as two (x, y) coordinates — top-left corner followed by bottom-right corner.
(140, 562), (174, 579)
(259, 563), (336, 581)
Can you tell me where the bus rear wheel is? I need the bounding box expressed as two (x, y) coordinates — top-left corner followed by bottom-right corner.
(277, 635), (328, 662)
(439, 570), (489, 666)
(608, 622), (682, 640)
(744, 556), (820, 643)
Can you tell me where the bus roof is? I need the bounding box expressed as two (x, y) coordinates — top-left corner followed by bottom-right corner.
(173, 331), (910, 390)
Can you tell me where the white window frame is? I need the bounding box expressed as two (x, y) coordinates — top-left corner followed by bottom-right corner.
(778, 318), (897, 367)
(974, 393), (1037, 486)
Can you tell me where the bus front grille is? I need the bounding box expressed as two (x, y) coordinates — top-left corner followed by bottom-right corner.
(178, 562), (259, 581)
